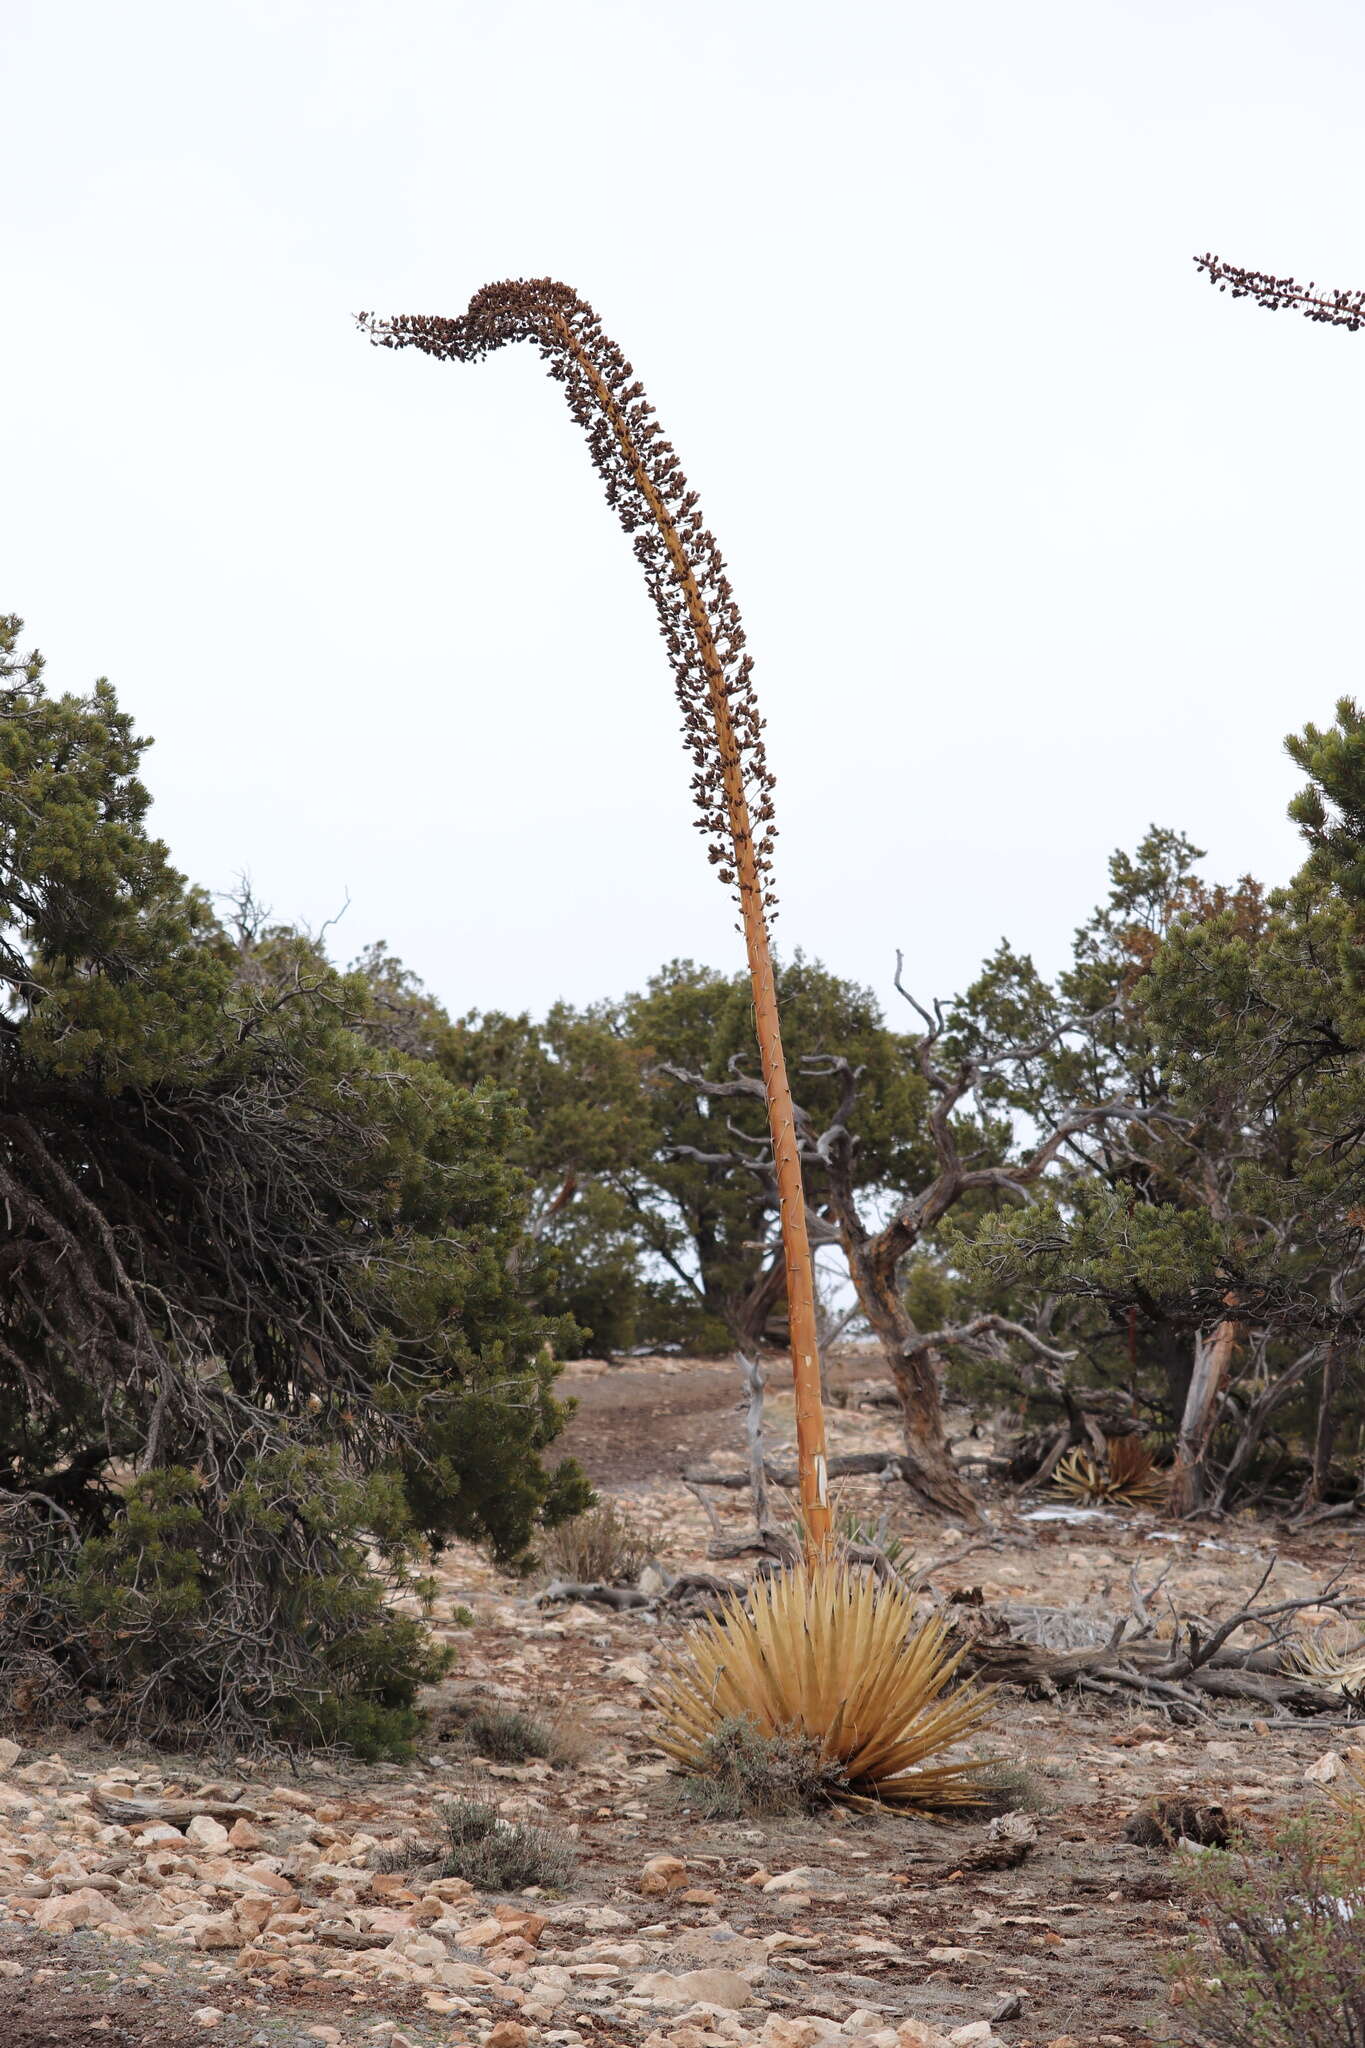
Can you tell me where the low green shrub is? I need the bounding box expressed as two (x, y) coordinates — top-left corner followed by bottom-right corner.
(668, 1713), (848, 1818)
(1171, 1802), (1365, 2046)
(457, 1705), (554, 1763)
(2, 1452), (449, 1757)
(436, 1796), (576, 1891)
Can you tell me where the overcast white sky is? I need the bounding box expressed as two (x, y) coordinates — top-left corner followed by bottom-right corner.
(4, 0), (1363, 1023)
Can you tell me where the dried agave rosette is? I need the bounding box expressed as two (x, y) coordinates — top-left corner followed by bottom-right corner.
(1105, 1435), (1169, 1506)
(652, 1559), (992, 1811)
(1051, 1436), (1167, 1508)
(1051, 1446), (1106, 1503)
(1292, 1624), (1365, 1701)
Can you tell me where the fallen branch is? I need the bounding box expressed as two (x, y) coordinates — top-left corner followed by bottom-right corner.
(682, 1479), (725, 1541)
(1292, 1478), (1365, 1528)
(683, 1451), (917, 1490)
(536, 1580), (652, 1611)
(949, 1566), (1365, 1720)
(536, 1571), (742, 1614)
(92, 1793), (260, 1825)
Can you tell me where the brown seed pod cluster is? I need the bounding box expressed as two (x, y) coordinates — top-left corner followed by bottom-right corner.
(359, 282), (779, 914)
(1194, 252), (1365, 331)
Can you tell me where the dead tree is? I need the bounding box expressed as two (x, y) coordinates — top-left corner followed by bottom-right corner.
(1169, 1312), (1241, 1515)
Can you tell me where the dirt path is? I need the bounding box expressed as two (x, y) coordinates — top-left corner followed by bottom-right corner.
(552, 1352), (889, 1487)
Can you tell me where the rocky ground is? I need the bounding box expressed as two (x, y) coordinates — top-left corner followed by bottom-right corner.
(2, 1352), (1363, 2048)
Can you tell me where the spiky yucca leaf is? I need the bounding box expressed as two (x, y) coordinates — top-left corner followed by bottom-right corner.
(1104, 1435), (1168, 1505)
(1292, 1626), (1365, 1700)
(652, 1560), (992, 1811)
(1051, 1437), (1167, 1508)
(1051, 1447), (1105, 1503)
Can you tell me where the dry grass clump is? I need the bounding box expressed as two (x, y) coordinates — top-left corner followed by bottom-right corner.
(819, 1503), (909, 1570)
(1051, 1435), (1168, 1508)
(377, 1797), (576, 1892)
(538, 1498), (652, 1586)
(973, 1756), (1053, 1817)
(1171, 1801), (1365, 2046)
(653, 1559), (992, 1812)
(454, 1705), (553, 1763)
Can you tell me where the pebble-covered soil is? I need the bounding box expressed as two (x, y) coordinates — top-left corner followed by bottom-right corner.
(2, 1353), (1363, 2048)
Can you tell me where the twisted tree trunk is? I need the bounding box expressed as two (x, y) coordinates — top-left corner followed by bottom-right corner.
(1309, 1340), (1344, 1506)
(834, 1196), (979, 1520)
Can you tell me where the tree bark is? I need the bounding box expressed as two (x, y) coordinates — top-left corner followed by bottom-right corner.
(1309, 1340), (1343, 1506)
(738, 1350), (775, 1537)
(835, 1211), (979, 1520)
(730, 1255), (788, 1353)
(1170, 1315), (1239, 1516)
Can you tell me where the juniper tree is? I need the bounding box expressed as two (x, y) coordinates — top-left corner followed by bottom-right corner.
(965, 781), (1365, 1515)
(668, 947), (1155, 1517)
(951, 830), (1272, 1510)
(0, 613), (588, 1744)
(439, 998), (653, 1354)
(618, 954), (932, 1354)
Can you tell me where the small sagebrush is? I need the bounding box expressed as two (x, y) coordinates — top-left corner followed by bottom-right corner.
(538, 1499), (652, 1586)
(456, 1705), (553, 1763)
(436, 1797), (576, 1892)
(1172, 1803), (1365, 2046)
(670, 1715), (849, 1818)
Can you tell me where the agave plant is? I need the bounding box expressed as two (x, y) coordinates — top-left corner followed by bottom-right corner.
(1292, 1626), (1365, 1703)
(1051, 1435), (1167, 1509)
(362, 281), (832, 1550)
(653, 1558), (992, 1811)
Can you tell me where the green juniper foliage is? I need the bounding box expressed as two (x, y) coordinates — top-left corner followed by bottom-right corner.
(437, 998), (654, 1355)
(417, 953), (927, 1358)
(0, 613), (589, 1746)
(613, 954), (930, 1353)
(956, 723), (1365, 1508)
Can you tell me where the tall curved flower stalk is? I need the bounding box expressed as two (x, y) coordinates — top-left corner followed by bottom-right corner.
(360, 280), (832, 1551)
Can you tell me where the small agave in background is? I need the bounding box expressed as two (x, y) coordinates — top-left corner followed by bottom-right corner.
(1051, 1435), (1168, 1509)
(1293, 1625), (1365, 1705)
